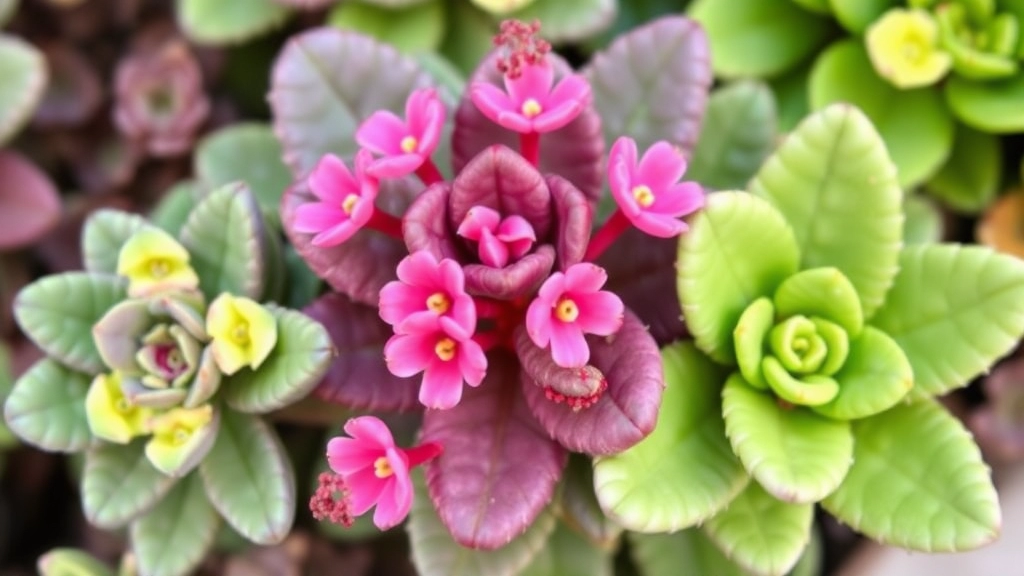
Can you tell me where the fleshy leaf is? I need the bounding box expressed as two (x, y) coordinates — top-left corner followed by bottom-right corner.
(812, 326), (913, 420)
(583, 16), (711, 156)
(828, 0), (896, 33)
(822, 399), (1000, 551)
(509, 0), (615, 42)
(773, 268), (863, 337)
(178, 182), (266, 301)
(81, 210), (151, 274)
(131, 473), (219, 576)
(4, 358), (92, 452)
(37, 549), (115, 576)
(408, 470), (556, 576)
(421, 353), (566, 549)
(199, 410), (295, 545)
(678, 192), (800, 364)
(945, 74), (1024, 133)
(81, 439), (178, 529)
(177, 0), (291, 46)
(0, 34), (46, 145)
(593, 342), (746, 532)
(327, 0), (445, 54)
(870, 243), (1024, 397)
(768, 64), (812, 133)
(151, 181), (200, 236)
(722, 374), (853, 503)
(520, 311), (664, 455)
(750, 103), (904, 319)
(558, 454), (622, 551)
(14, 272), (125, 374)
(221, 306), (332, 414)
(629, 529), (747, 576)
(0, 151), (61, 250)
(303, 293), (421, 411)
(519, 521), (613, 576)
(903, 194), (943, 245)
(703, 481), (814, 576)
(924, 124), (999, 214)
(686, 80), (777, 191)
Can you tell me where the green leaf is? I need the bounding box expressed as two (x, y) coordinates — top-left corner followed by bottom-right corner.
(37, 549), (114, 576)
(828, 0), (897, 33)
(178, 183), (266, 301)
(150, 181), (200, 236)
(15, 272), (126, 374)
(0, 0), (19, 28)
(945, 73), (1024, 133)
(750, 102), (904, 319)
(687, 81), (778, 191)
(773, 267), (863, 336)
(722, 374), (853, 503)
(925, 123), (1000, 214)
(176, 0), (291, 46)
(808, 40), (954, 188)
(407, 471), (556, 576)
(82, 210), (151, 274)
(678, 192), (800, 364)
(812, 326), (913, 420)
(769, 64), (812, 133)
(0, 34), (46, 145)
(871, 244), (1024, 397)
(328, 0), (445, 53)
(4, 359), (92, 452)
(221, 306), (332, 414)
(629, 529), (747, 576)
(704, 482), (814, 576)
(790, 0), (830, 13)
(519, 522), (613, 576)
(508, 0), (615, 42)
(199, 410), (295, 545)
(593, 343), (747, 532)
(903, 194), (943, 245)
(558, 455), (621, 551)
(0, 345), (14, 448)
(439, 0), (494, 75)
(689, 0), (831, 79)
(131, 473), (219, 576)
(82, 439), (179, 529)
(822, 399), (1000, 551)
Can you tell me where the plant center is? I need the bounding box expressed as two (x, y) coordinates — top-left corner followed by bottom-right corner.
(342, 193), (360, 215)
(400, 135), (418, 153)
(232, 322), (250, 346)
(901, 31), (928, 63)
(521, 98), (543, 118)
(555, 297), (579, 323)
(434, 337), (457, 361)
(374, 456), (393, 478)
(632, 185), (656, 208)
(426, 292), (451, 314)
(149, 258), (170, 279)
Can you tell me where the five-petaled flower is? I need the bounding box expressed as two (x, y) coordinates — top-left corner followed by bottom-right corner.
(470, 61), (591, 135)
(293, 150), (379, 247)
(378, 251), (476, 332)
(116, 227), (200, 297)
(356, 88), (446, 180)
(456, 206), (537, 268)
(206, 293), (277, 375)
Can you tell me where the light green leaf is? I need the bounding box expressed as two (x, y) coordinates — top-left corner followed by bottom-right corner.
(4, 359), (92, 452)
(629, 529), (747, 576)
(768, 64), (812, 133)
(328, 0), (445, 53)
(150, 181), (200, 236)
(687, 81), (778, 191)
(558, 454), (622, 551)
(0, 344), (15, 448)
(178, 183), (266, 301)
(176, 0), (291, 46)
(37, 549), (114, 576)
(415, 52), (465, 104)
(508, 0), (615, 42)
(82, 210), (151, 274)
(222, 306), (332, 414)
(812, 326), (913, 420)
(946, 73), (1024, 133)
(199, 410), (295, 545)
(751, 102), (904, 319)
(790, 0), (830, 13)
(870, 244), (1024, 397)
(903, 194), (943, 245)
(925, 124), (1000, 214)
(773, 267), (863, 336)
(823, 399), (1000, 551)
(14, 272), (126, 374)
(828, 0), (897, 33)
(808, 40), (954, 188)
(722, 374), (853, 503)
(594, 343), (747, 532)
(0, 34), (46, 145)
(439, 0), (494, 75)
(689, 0), (831, 79)
(131, 473), (219, 576)
(704, 482), (814, 576)
(519, 522), (612, 576)
(678, 192), (800, 364)
(81, 439), (179, 529)
(407, 471), (555, 576)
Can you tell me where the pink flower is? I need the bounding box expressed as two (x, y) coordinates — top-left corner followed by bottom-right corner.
(456, 206), (537, 268)
(293, 151), (379, 247)
(470, 61), (591, 134)
(608, 137), (705, 238)
(355, 88), (445, 179)
(384, 315), (488, 409)
(379, 251), (475, 331)
(324, 416), (441, 530)
(526, 263), (624, 368)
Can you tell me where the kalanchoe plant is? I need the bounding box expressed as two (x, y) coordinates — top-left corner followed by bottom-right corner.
(4, 183), (333, 576)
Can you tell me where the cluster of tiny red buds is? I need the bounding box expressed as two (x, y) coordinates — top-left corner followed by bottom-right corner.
(542, 367), (609, 412)
(494, 19), (551, 79)
(309, 472), (354, 527)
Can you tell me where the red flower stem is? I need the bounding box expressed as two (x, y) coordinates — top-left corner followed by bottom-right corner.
(404, 442), (443, 467)
(520, 132), (540, 166)
(415, 159), (444, 186)
(584, 209), (631, 262)
(367, 208), (404, 240)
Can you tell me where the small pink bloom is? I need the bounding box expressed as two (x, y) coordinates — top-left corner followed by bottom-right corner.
(355, 88), (446, 179)
(456, 206), (537, 268)
(470, 61), (591, 134)
(379, 251), (475, 331)
(608, 137), (705, 238)
(384, 316), (488, 410)
(526, 263), (624, 368)
(324, 416), (441, 530)
(294, 150), (379, 247)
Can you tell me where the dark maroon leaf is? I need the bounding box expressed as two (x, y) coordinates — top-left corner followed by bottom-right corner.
(548, 175), (592, 270)
(34, 42), (103, 128)
(403, 182), (463, 260)
(303, 292), (421, 412)
(421, 352), (566, 549)
(520, 310), (664, 455)
(462, 246), (555, 300)
(449, 145), (552, 238)
(0, 151), (61, 251)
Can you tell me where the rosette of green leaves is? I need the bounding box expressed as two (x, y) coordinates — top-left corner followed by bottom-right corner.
(593, 104), (1024, 576)
(5, 183), (332, 576)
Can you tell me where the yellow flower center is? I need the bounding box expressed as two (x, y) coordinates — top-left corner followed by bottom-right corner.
(171, 426), (192, 446)
(232, 322), (250, 346)
(114, 397), (134, 414)
(374, 456), (393, 478)
(400, 135), (418, 153)
(342, 193), (360, 215)
(632, 185), (656, 208)
(426, 292), (451, 314)
(149, 258), (170, 279)
(555, 297), (579, 323)
(521, 98), (543, 118)
(435, 337), (457, 361)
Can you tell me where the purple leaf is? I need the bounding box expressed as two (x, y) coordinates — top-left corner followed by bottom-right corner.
(421, 352), (566, 549)
(520, 310), (664, 455)
(583, 16), (712, 157)
(451, 53), (604, 201)
(548, 175), (592, 270)
(462, 246), (555, 300)
(303, 292), (421, 412)
(0, 151), (61, 250)
(403, 182), (462, 260)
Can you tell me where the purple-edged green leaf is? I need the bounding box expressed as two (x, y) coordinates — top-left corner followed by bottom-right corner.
(946, 73), (1024, 133)
(0, 34), (46, 145)
(269, 26), (432, 177)
(303, 293), (421, 411)
(5, 358), (92, 452)
(82, 210), (151, 275)
(509, 0), (616, 43)
(519, 311), (664, 455)
(828, 0), (896, 33)
(678, 192), (800, 364)
(82, 439), (178, 529)
(0, 151), (60, 250)
(822, 399), (1000, 552)
(131, 472), (219, 576)
(925, 124), (1000, 214)
(584, 16), (711, 157)
(870, 244), (1024, 397)
(177, 0), (291, 46)
(151, 181), (200, 236)
(519, 521), (613, 576)
(452, 53), (604, 201)
(558, 454), (622, 551)
(593, 342), (746, 532)
(421, 353), (566, 549)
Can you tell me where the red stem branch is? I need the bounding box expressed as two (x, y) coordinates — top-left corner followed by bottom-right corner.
(584, 209), (631, 262)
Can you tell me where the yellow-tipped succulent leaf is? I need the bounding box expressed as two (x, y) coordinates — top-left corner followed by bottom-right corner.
(117, 227), (200, 297)
(206, 293), (277, 375)
(866, 8), (953, 88)
(84, 372), (152, 444)
(144, 404), (217, 476)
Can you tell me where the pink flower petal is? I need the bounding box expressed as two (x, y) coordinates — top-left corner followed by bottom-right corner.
(379, 281), (431, 326)
(532, 99), (583, 133)
(420, 357), (466, 409)
(397, 251), (442, 287)
(356, 111), (408, 156)
(495, 110), (534, 134)
(548, 73), (591, 110)
(311, 221), (360, 247)
(345, 467), (388, 516)
(505, 62), (554, 106)
(384, 333), (436, 377)
(563, 262), (608, 294)
(439, 315), (473, 342)
(309, 154), (359, 205)
(470, 83), (516, 128)
(573, 291), (625, 336)
(405, 88), (433, 133)
(457, 338), (487, 387)
(326, 437), (381, 474)
(652, 181), (705, 217)
(549, 321), (590, 368)
(633, 212), (687, 238)
(438, 258), (467, 297)
(496, 215), (536, 243)
(348, 196), (376, 229)
(293, 203), (348, 234)
(449, 294), (477, 335)
(477, 227), (510, 268)
(344, 416), (397, 449)
(537, 272), (567, 303)
(366, 154), (424, 179)
(637, 141), (687, 191)
(407, 89), (445, 156)
(526, 296), (554, 348)
(456, 205), (501, 241)
(373, 449), (412, 529)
